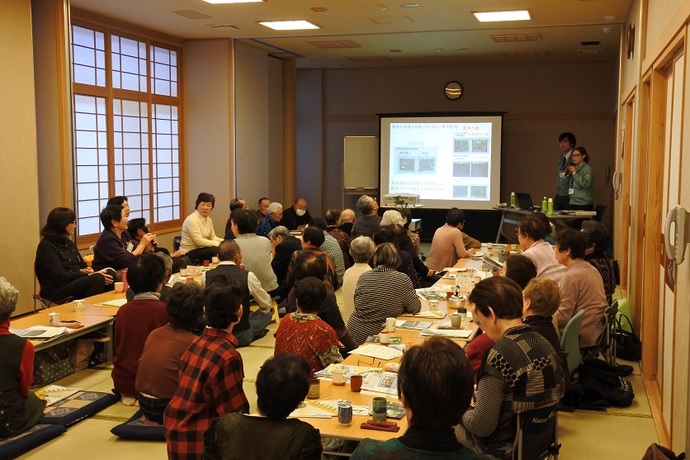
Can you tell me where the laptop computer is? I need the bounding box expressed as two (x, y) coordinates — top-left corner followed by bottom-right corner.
(515, 192), (535, 211)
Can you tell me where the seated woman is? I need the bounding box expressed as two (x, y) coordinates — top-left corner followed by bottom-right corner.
(92, 204), (156, 273)
(352, 337), (490, 459)
(466, 254), (537, 374)
(0, 277), (46, 439)
(348, 243), (421, 345)
(180, 192), (224, 265)
(135, 283), (205, 423)
(459, 276), (565, 460)
(398, 208), (421, 256)
(274, 277), (342, 373)
(555, 228), (608, 349)
(35, 207), (113, 302)
(285, 251), (358, 353)
(517, 213), (566, 283)
(372, 227), (420, 288)
(581, 220), (617, 306)
(112, 254), (168, 405)
(203, 353), (322, 459)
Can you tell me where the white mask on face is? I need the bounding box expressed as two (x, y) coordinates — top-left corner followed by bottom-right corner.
(296, 209), (306, 217)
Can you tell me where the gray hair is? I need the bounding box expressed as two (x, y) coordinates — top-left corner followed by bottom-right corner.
(380, 210), (406, 227)
(268, 225), (290, 241)
(340, 208), (355, 223)
(153, 251), (173, 274)
(350, 236), (375, 263)
(0, 277), (19, 321)
(356, 195), (375, 214)
(267, 202), (283, 215)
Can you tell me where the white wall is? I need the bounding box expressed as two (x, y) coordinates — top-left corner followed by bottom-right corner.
(0, 0), (41, 315)
(184, 39), (234, 236)
(234, 42), (284, 208)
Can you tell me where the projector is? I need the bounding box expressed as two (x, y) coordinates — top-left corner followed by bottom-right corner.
(382, 193), (421, 207)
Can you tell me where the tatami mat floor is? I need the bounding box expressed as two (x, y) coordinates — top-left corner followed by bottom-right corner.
(20, 328), (658, 460)
(19, 249), (659, 459)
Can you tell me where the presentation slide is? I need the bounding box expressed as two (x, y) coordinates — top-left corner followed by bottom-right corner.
(379, 114), (503, 210)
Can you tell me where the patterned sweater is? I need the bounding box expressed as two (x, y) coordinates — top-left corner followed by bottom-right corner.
(461, 324), (565, 460)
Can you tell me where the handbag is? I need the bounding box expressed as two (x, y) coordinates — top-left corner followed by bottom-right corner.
(642, 443), (686, 460)
(615, 314), (642, 361)
(32, 342), (74, 387)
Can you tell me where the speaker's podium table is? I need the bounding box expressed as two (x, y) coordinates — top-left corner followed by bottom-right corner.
(494, 207), (596, 244)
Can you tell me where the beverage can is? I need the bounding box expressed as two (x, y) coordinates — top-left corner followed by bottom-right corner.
(372, 397), (387, 421)
(338, 400), (353, 425)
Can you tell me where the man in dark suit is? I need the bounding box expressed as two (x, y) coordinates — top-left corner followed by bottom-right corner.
(269, 226), (302, 300)
(280, 197), (312, 230)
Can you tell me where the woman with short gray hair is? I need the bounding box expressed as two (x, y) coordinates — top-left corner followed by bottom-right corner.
(0, 276), (47, 439)
(341, 237), (375, 323)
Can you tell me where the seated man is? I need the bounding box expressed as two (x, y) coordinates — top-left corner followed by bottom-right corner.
(0, 277), (46, 439)
(351, 338), (490, 459)
(224, 197), (248, 239)
(426, 208), (476, 271)
(351, 195), (381, 238)
(136, 283), (205, 424)
(280, 197), (312, 230)
(325, 208), (353, 269)
(310, 217), (346, 287)
(92, 204), (156, 272)
(127, 218), (190, 273)
(257, 197), (271, 219)
(256, 201), (283, 238)
(231, 209), (279, 294)
(202, 240), (273, 346)
(112, 253), (168, 405)
(555, 227), (608, 349)
(286, 227), (339, 291)
(203, 353), (322, 459)
(126, 250), (173, 302)
(339, 208), (356, 236)
(274, 277), (343, 373)
(164, 278), (250, 459)
(268, 226), (302, 299)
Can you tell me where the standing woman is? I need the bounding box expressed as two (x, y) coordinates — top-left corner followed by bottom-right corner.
(180, 192), (224, 264)
(35, 207), (113, 302)
(566, 146), (594, 211)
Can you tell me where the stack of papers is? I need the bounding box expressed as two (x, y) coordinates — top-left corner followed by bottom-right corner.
(361, 371), (399, 396)
(405, 310), (446, 319)
(415, 289), (447, 301)
(288, 402), (335, 419)
(349, 344), (403, 361)
(11, 326), (68, 341)
(96, 298), (128, 308)
(35, 385), (80, 406)
(314, 364), (382, 381)
(421, 324), (474, 338)
(395, 320), (432, 331)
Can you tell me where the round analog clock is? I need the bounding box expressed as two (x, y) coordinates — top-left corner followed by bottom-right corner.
(444, 81), (463, 100)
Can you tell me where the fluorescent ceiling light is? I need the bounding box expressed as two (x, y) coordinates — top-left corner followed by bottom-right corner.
(473, 10), (531, 22)
(203, 0), (264, 4)
(259, 20), (319, 31)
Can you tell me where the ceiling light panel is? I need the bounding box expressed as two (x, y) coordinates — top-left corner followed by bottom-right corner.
(473, 10), (531, 23)
(258, 20), (320, 31)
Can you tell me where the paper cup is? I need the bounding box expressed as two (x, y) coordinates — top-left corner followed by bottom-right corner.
(114, 281), (124, 293)
(385, 317), (396, 332)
